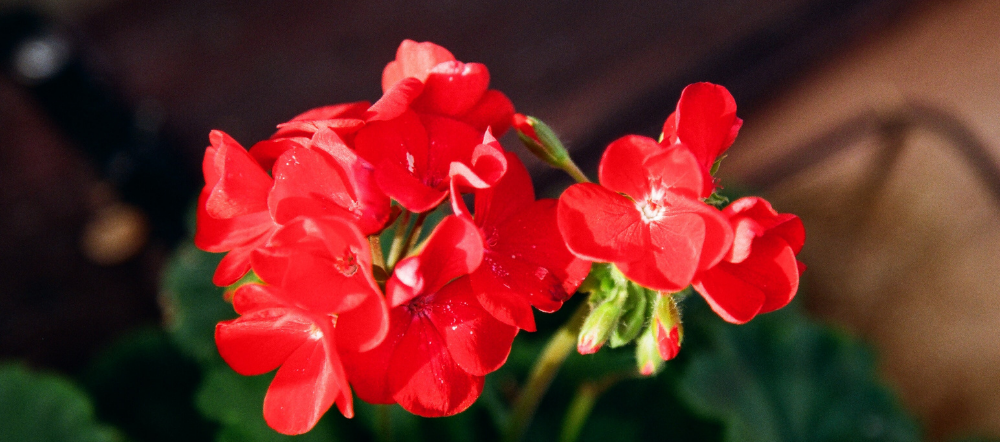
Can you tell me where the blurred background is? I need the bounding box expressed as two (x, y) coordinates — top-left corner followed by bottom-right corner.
(1, 0), (999, 441)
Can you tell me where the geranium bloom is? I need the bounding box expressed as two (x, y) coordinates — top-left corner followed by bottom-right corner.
(352, 40), (513, 213)
(558, 135), (733, 292)
(195, 130), (276, 286)
(195, 127), (390, 285)
(215, 216), (389, 435)
(659, 82), (742, 197)
(461, 152), (591, 331)
(380, 39), (514, 135)
(692, 197), (805, 324)
(341, 215), (518, 417)
(353, 112), (508, 212)
(249, 101), (370, 170)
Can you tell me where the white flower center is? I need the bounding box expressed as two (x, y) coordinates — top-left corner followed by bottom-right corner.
(636, 187), (668, 222)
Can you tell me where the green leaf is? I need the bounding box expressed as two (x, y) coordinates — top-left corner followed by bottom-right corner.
(0, 364), (123, 442)
(678, 302), (921, 442)
(195, 366), (344, 442)
(81, 328), (216, 442)
(160, 244), (236, 364)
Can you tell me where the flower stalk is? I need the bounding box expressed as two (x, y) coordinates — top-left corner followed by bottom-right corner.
(504, 300), (590, 442)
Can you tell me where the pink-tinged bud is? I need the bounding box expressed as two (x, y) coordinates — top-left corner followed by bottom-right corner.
(635, 323), (663, 376)
(577, 297), (624, 355)
(512, 113), (540, 144)
(652, 294), (683, 361)
(577, 332), (604, 355)
(655, 321), (682, 361)
(512, 114), (572, 170)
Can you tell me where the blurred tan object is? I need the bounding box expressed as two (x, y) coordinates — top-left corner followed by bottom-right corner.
(722, 0), (1000, 439)
(81, 201), (148, 266)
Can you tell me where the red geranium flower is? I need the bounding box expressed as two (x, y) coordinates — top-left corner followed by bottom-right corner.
(268, 128), (390, 235)
(659, 82), (743, 197)
(692, 197), (805, 324)
(459, 151), (591, 331)
(341, 215), (518, 417)
(557, 135), (733, 292)
(195, 127), (391, 285)
(195, 130), (276, 286)
(215, 216), (389, 435)
(380, 39), (514, 135)
(250, 100), (370, 170)
(353, 116), (507, 212)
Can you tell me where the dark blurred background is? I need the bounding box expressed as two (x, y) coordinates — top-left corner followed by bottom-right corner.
(2, 0), (999, 440)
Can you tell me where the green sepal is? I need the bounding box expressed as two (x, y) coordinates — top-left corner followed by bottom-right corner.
(608, 282), (650, 348)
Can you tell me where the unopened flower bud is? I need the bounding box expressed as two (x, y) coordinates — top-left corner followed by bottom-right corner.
(652, 294), (683, 361)
(635, 323), (663, 376)
(577, 297), (624, 354)
(608, 282), (650, 348)
(513, 114), (572, 169)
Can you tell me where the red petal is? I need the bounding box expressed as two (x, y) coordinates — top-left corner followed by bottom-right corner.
(388, 314), (484, 417)
(474, 152), (535, 231)
(211, 244), (259, 286)
(356, 110), (430, 175)
(271, 147), (354, 215)
(382, 40), (456, 92)
(693, 237), (798, 323)
(557, 183), (647, 263)
(422, 115), (484, 187)
(642, 145), (705, 197)
(386, 216), (484, 307)
(253, 217), (380, 314)
(215, 307), (312, 376)
(597, 135), (662, 198)
(375, 160), (448, 213)
(231, 283), (285, 314)
(460, 90), (515, 135)
(287, 101), (371, 122)
(263, 324), (350, 434)
(724, 197), (805, 261)
(340, 307), (411, 405)
(274, 101), (371, 139)
(248, 137), (303, 172)
(270, 141), (389, 234)
(205, 131), (273, 219)
(655, 322), (681, 361)
(473, 198), (590, 327)
(425, 277), (517, 375)
(335, 291), (390, 353)
(672, 197), (734, 271)
(414, 61), (490, 118)
(367, 78), (425, 122)
(660, 112), (677, 145)
(473, 276), (537, 331)
(195, 190), (273, 253)
(673, 82), (742, 170)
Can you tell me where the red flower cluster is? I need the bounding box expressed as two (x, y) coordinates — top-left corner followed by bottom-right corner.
(558, 83), (805, 360)
(196, 40), (588, 434)
(196, 38), (805, 435)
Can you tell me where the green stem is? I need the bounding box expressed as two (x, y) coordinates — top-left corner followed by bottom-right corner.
(403, 212), (429, 253)
(560, 159), (591, 184)
(376, 404), (393, 442)
(559, 373), (628, 442)
(504, 301), (590, 442)
(385, 210), (412, 270)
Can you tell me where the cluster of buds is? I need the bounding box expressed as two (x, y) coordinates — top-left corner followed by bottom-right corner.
(195, 40), (804, 436)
